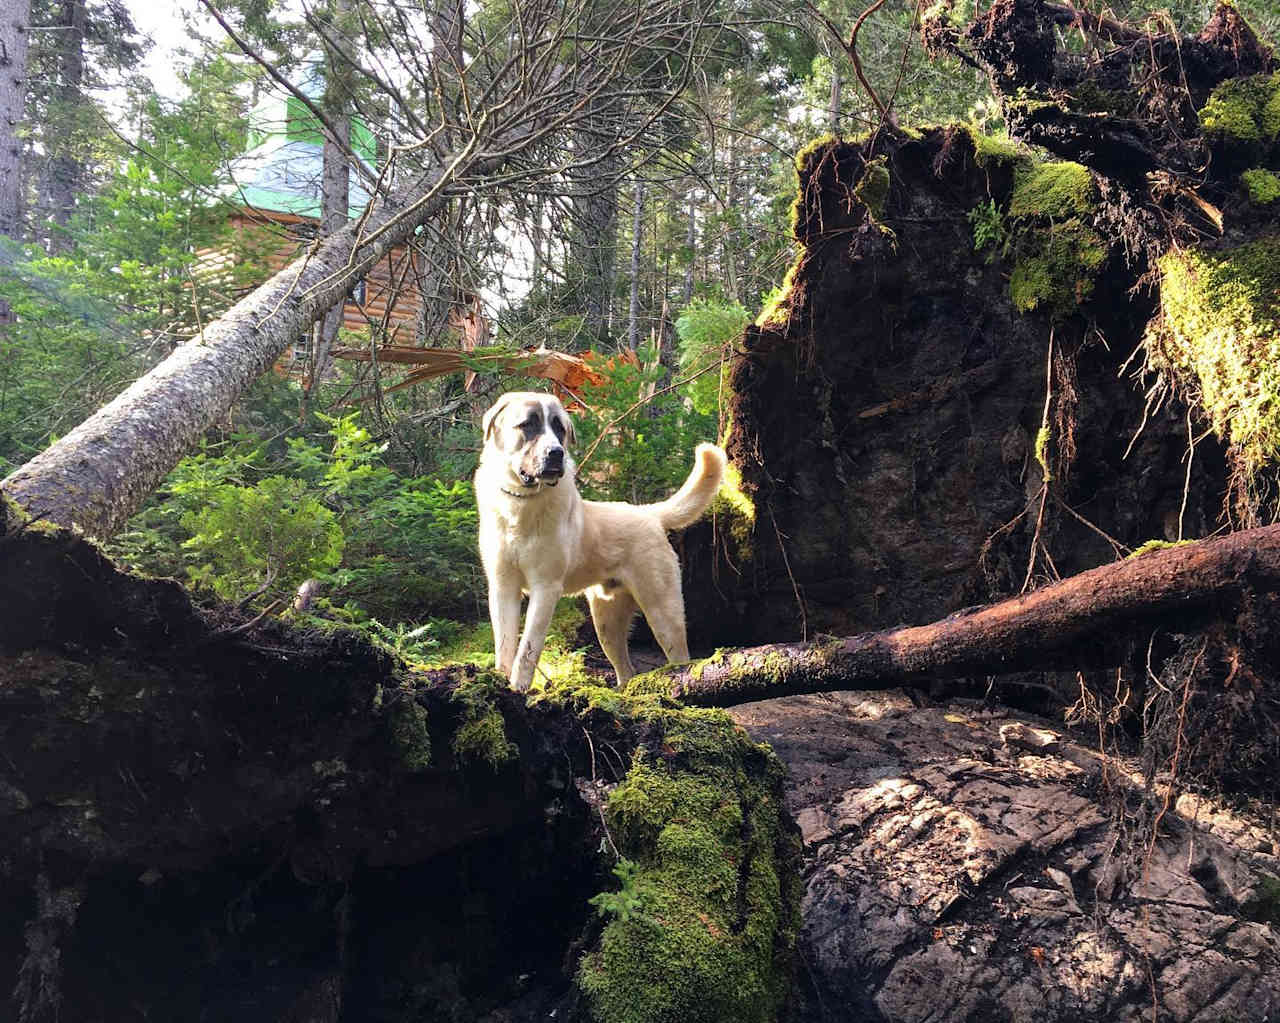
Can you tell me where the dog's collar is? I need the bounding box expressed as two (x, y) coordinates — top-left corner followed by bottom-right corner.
(499, 476), (564, 500)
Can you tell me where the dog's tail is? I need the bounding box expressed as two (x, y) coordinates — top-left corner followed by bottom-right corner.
(651, 443), (727, 530)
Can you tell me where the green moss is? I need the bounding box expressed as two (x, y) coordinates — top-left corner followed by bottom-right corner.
(708, 462), (756, 562)
(526, 680), (800, 1020)
(1145, 236), (1280, 485)
(1199, 73), (1280, 141)
(1127, 538), (1194, 558)
(1009, 160), (1095, 221)
(793, 133), (837, 175)
(1242, 167), (1280, 204)
(964, 125), (1028, 169)
(0, 491), (31, 535)
(956, 157), (1107, 320)
(922, 0), (974, 28)
(577, 720), (798, 1023)
(387, 695), (431, 770)
(450, 674), (517, 769)
(755, 259), (802, 329)
(1009, 219), (1107, 317)
(854, 156), (890, 219)
(1243, 873), (1280, 925)
(1034, 425), (1053, 483)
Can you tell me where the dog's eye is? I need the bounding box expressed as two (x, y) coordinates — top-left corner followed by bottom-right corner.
(550, 419), (566, 441)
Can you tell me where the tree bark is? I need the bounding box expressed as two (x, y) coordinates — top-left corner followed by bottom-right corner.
(37, 0), (85, 254)
(639, 526), (1280, 706)
(0, 145), (507, 536)
(309, 0), (354, 399)
(568, 135), (619, 346)
(828, 63), (842, 135)
(0, 0), (31, 241)
(627, 177), (643, 351)
(680, 194), (696, 308)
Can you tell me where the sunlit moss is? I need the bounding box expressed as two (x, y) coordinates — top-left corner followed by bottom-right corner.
(1242, 167), (1280, 204)
(964, 124), (1028, 168)
(450, 674), (517, 768)
(755, 260), (802, 329)
(854, 155), (891, 219)
(1199, 72), (1280, 141)
(1128, 538), (1194, 558)
(1008, 160), (1095, 220)
(576, 723), (798, 1023)
(1003, 160), (1104, 317)
(1145, 236), (1280, 490)
(708, 462), (755, 563)
(1008, 220), (1107, 317)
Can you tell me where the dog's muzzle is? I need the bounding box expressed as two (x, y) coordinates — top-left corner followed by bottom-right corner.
(538, 447), (565, 484)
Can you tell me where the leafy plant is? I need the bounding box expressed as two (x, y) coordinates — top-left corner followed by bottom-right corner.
(574, 340), (717, 505)
(968, 199), (1008, 258)
(675, 299), (749, 416)
(181, 475), (344, 603)
(589, 858), (645, 922)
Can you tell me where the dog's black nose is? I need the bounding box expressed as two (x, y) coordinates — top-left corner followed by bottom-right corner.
(544, 447), (564, 471)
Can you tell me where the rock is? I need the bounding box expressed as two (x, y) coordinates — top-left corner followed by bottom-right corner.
(729, 691), (1280, 1023)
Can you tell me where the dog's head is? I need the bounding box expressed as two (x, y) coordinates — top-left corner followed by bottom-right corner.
(481, 392), (577, 488)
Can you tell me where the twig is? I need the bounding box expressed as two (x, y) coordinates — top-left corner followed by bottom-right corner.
(218, 599), (285, 638)
(575, 351), (742, 472)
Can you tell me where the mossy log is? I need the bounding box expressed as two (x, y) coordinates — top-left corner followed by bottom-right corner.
(0, 516), (798, 1022)
(639, 524), (1280, 706)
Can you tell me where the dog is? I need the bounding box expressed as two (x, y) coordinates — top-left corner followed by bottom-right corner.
(474, 391), (726, 691)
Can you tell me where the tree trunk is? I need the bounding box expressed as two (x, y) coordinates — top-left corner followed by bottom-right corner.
(0, 0), (31, 242)
(644, 526), (1280, 706)
(413, 0), (466, 347)
(680, 194), (695, 307)
(37, 0), (86, 254)
(828, 63), (842, 134)
(721, 94), (739, 304)
(627, 178), (644, 350)
(569, 136), (619, 346)
(0, 144), (509, 536)
(308, 0), (354, 400)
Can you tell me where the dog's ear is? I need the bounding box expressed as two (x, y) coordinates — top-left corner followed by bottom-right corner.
(482, 398), (511, 450)
(563, 410), (576, 448)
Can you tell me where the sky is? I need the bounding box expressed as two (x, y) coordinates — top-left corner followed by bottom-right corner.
(125, 2), (202, 99)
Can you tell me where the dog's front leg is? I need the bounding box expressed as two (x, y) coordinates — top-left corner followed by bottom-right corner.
(488, 572), (523, 679)
(510, 584), (562, 692)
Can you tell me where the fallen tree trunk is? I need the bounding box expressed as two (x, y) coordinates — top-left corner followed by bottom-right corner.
(0, 146), (502, 538)
(637, 526), (1280, 706)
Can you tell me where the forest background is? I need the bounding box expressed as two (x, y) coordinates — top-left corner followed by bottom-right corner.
(5, 0), (1278, 664)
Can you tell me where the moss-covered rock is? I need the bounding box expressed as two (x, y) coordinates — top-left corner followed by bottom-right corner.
(1145, 235), (1280, 504)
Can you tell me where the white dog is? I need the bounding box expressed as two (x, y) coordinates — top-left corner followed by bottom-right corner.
(475, 391), (726, 691)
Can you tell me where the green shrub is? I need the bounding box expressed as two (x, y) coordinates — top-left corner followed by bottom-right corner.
(181, 475), (344, 603)
(675, 299), (749, 417)
(575, 340), (717, 504)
